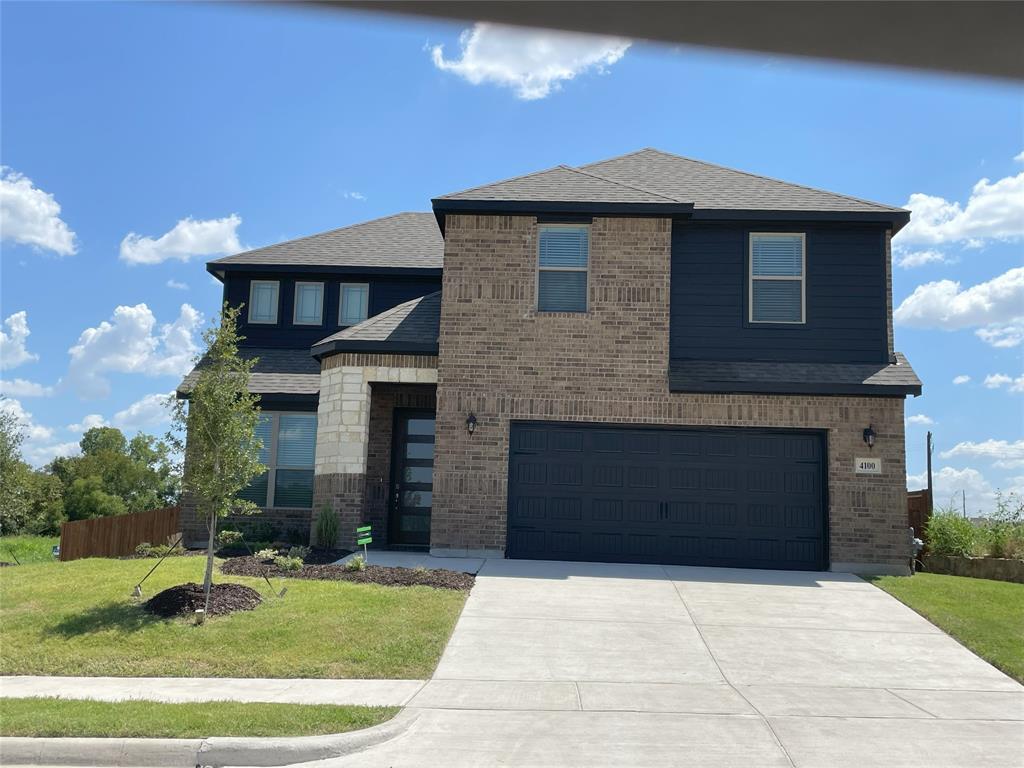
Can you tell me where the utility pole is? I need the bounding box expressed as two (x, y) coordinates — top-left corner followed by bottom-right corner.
(963, 489), (967, 518)
(926, 431), (933, 515)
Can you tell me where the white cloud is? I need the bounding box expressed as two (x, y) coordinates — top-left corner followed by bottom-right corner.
(975, 320), (1024, 349)
(0, 378), (53, 397)
(941, 439), (1024, 469)
(0, 311), (39, 370)
(342, 191), (366, 201)
(120, 214), (242, 265)
(1015, 150), (1024, 163)
(894, 248), (949, 269)
(906, 465), (1018, 516)
(0, 396), (78, 467)
(111, 391), (174, 430)
(984, 373), (1011, 389)
(953, 375), (971, 385)
(906, 414), (934, 426)
(66, 303), (202, 398)
(894, 267), (1024, 347)
(895, 162), (1024, 247)
(166, 279), (189, 291)
(0, 167), (77, 256)
(983, 373), (1024, 393)
(431, 23), (631, 100)
(67, 414), (107, 433)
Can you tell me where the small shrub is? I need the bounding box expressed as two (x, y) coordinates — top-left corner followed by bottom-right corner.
(287, 545), (310, 563)
(344, 555), (366, 572)
(217, 530), (243, 548)
(237, 519), (277, 543)
(134, 541), (185, 558)
(273, 555), (303, 571)
(315, 509), (339, 549)
(255, 548), (277, 562)
(925, 510), (978, 557)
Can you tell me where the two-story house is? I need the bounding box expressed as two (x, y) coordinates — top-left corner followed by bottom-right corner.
(179, 148), (921, 575)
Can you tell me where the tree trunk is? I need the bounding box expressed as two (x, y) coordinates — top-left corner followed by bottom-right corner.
(202, 508), (217, 616)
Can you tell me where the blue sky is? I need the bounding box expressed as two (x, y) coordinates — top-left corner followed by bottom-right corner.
(1, 2), (1021, 514)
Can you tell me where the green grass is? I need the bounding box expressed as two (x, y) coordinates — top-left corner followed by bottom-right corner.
(0, 535), (59, 565)
(0, 698), (397, 738)
(870, 572), (1024, 683)
(0, 556), (467, 678)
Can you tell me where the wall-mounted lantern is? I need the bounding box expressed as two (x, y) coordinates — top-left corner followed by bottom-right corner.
(863, 425), (876, 449)
(466, 413), (477, 435)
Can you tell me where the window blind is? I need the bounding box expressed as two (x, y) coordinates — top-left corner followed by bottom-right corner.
(294, 283), (324, 324)
(750, 234), (804, 323)
(340, 283), (369, 326)
(538, 226), (588, 312)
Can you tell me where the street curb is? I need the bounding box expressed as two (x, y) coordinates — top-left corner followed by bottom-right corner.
(0, 709), (418, 767)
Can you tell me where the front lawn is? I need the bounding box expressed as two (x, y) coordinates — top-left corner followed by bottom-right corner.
(0, 698), (396, 738)
(0, 556), (467, 679)
(870, 572), (1024, 683)
(0, 535), (59, 565)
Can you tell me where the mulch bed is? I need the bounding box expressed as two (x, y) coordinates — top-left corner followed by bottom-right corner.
(219, 556), (475, 591)
(143, 582), (263, 618)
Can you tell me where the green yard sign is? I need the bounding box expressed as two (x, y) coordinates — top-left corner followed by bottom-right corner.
(356, 524), (372, 560)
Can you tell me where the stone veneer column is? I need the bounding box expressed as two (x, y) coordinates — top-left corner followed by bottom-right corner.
(311, 354), (438, 547)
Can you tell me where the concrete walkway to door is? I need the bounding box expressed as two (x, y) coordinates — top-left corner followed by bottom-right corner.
(324, 558), (1024, 768)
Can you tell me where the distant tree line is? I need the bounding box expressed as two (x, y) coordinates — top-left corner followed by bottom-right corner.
(0, 400), (180, 536)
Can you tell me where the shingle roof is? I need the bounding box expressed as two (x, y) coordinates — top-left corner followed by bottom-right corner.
(436, 148), (907, 215)
(177, 348), (320, 397)
(209, 212), (443, 270)
(312, 291), (441, 358)
(436, 165), (678, 204)
(668, 352), (922, 396)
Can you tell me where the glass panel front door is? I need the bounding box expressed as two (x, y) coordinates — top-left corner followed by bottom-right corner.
(390, 409), (435, 547)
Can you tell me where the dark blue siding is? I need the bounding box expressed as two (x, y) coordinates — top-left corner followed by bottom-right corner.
(224, 272), (441, 349)
(670, 221), (889, 364)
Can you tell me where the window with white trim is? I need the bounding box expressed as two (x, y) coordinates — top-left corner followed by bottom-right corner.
(339, 283), (369, 326)
(293, 282), (324, 325)
(749, 233), (805, 324)
(537, 225), (589, 313)
(248, 281), (279, 324)
(238, 412), (317, 508)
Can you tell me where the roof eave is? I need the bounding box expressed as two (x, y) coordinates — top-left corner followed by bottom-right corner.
(205, 262), (443, 278)
(311, 339), (440, 361)
(668, 381), (922, 397)
(690, 208), (911, 231)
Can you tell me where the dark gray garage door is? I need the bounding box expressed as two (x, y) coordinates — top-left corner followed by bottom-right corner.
(507, 422), (826, 570)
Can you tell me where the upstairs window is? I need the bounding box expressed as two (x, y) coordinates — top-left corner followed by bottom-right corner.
(248, 280), (279, 324)
(537, 225), (589, 313)
(293, 282), (324, 325)
(339, 283), (369, 326)
(749, 233), (805, 324)
(239, 412), (317, 508)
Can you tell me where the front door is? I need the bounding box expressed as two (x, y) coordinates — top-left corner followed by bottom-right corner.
(389, 409), (435, 547)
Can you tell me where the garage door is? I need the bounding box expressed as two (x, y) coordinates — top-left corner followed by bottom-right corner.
(507, 422), (826, 570)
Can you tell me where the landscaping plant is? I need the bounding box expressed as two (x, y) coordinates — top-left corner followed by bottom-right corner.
(168, 304), (265, 615)
(344, 555), (367, 572)
(925, 508), (978, 557)
(315, 507), (339, 549)
(273, 555), (303, 572)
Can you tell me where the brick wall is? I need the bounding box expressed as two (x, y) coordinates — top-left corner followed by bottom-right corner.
(180, 493), (312, 548)
(432, 214), (908, 570)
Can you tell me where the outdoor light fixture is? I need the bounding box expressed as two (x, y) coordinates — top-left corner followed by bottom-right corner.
(466, 413), (477, 435)
(863, 425), (876, 449)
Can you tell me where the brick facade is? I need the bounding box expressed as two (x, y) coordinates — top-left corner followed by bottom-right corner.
(431, 214), (909, 571)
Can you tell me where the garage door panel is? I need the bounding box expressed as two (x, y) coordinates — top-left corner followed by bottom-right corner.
(508, 423), (826, 570)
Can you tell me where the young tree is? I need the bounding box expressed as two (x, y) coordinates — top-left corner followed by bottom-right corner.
(169, 304), (264, 612)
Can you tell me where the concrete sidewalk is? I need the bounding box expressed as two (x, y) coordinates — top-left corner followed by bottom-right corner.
(0, 676), (425, 707)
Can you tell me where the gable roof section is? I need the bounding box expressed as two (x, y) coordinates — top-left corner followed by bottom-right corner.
(434, 148), (908, 227)
(208, 212), (443, 272)
(312, 291), (441, 359)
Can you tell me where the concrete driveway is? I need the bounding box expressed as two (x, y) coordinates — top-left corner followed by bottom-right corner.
(329, 559), (1024, 768)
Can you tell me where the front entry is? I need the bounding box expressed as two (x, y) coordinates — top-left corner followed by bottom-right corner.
(389, 409), (436, 547)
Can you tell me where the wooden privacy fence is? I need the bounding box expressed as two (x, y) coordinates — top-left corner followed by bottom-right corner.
(907, 488), (932, 545)
(59, 506), (181, 562)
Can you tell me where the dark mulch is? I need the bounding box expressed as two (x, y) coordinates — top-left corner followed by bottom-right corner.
(219, 556), (475, 591)
(0, 561), (13, 567)
(143, 582), (262, 618)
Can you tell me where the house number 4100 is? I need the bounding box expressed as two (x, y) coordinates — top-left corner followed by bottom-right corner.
(855, 457), (882, 475)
